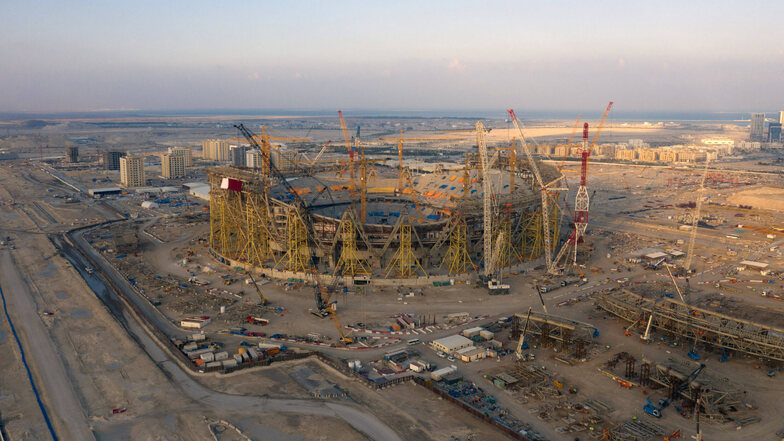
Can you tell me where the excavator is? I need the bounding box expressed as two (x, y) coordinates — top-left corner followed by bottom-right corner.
(235, 123), (353, 344)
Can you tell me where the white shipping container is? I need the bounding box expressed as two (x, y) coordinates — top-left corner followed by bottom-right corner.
(182, 342), (198, 351)
(200, 352), (215, 362)
(189, 333), (206, 342)
(206, 361), (222, 369)
(248, 348), (259, 361)
(215, 351), (229, 361)
(222, 359), (238, 368)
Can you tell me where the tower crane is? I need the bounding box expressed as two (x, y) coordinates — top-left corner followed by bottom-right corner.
(508, 109), (565, 274)
(310, 140), (331, 166)
(553, 102), (613, 270)
(235, 123), (353, 344)
(685, 159), (710, 272)
(337, 111), (356, 191)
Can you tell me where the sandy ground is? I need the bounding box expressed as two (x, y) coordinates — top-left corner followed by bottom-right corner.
(728, 186), (784, 212)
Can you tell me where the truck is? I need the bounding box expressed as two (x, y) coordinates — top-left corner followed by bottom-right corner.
(487, 279), (510, 294)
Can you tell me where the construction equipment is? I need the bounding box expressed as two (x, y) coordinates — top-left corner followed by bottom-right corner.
(515, 307), (533, 359)
(644, 398), (663, 418)
(337, 110), (356, 192)
(486, 231), (510, 294)
(379, 131), (468, 192)
(234, 123), (353, 344)
(508, 109), (562, 274)
(310, 140), (331, 165)
(476, 120), (496, 281)
(553, 102), (613, 270)
(624, 317), (642, 336)
(246, 271), (269, 306)
(685, 159), (711, 272)
(642, 314), (654, 342)
(677, 364), (705, 393)
(664, 264), (686, 303)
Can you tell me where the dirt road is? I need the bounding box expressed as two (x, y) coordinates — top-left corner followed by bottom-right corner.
(0, 250), (95, 441)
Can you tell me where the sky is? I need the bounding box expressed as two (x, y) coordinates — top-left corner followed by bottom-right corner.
(1, 0), (783, 113)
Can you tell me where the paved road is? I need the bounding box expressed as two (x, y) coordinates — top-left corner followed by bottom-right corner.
(0, 250), (95, 441)
(60, 233), (403, 441)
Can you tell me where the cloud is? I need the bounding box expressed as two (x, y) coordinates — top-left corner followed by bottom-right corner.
(447, 58), (466, 73)
(247, 72), (260, 80)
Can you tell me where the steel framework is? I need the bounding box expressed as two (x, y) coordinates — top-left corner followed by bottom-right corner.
(384, 217), (426, 278)
(335, 213), (371, 276)
(596, 289), (784, 362)
(440, 218), (474, 274)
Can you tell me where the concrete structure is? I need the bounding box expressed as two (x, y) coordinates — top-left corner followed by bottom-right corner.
(750, 113), (765, 141)
(103, 151), (126, 170)
(432, 335), (473, 354)
(780, 110), (784, 125)
(88, 187), (122, 198)
(65, 146), (78, 163)
(231, 145), (250, 167)
(120, 155), (145, 188)
(202, 139), (231, 161)
(180, 317), (211, 329)
(246, 150), (263, 169)
(169, 147), (193, 167)
(161, 153), (186, 179)
(768, 122), (781, 142)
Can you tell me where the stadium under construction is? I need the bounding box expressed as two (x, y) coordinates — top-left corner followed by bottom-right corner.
(207, 128), (564, 285)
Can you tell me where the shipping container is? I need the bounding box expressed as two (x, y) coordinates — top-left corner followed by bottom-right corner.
(215, 351), (229, 361)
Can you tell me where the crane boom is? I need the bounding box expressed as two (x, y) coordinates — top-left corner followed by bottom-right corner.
(685, 159), (710, 271)
(338, 111), (356, 191)
(234, 123), (352, 344)
(507, 109), (556, 274)
(246, 271), (269, 305)
(588, 102), (614, 153)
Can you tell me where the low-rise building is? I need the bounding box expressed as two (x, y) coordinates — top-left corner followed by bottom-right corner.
(432, 335), (473, 354)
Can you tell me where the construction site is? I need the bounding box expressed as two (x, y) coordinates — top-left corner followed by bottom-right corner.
(2, 107), (784, 441)
(207, 117), (565, 286)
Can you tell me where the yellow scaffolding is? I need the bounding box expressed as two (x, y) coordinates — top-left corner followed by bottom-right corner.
(242, 193), (271, 266)
(520, 203), (559, 260)
(335, 215), (371, 276)
(280, 208), (309, 272)
(385, 219), (426, 278)
(494, 218), (520, 269)
(440, 218), (474, 274)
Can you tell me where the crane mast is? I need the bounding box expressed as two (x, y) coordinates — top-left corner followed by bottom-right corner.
(685, 158), (710, 271)
(572, 123), (590, 265)
(507, 109), (556, 274)
(476, 121), (494, 277)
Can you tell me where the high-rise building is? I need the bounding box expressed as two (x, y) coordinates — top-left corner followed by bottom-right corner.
(120, 155), (145, 187)
(231, 145), (250, 167)
(246, 150), (263, 169)
(65, 146), (78, 163)
(169, 147), (192, 167)
(103, 151), (126, 170)
(202, 139), (231, 161)
(779, 110), (784, 125)
(769, 122), (782, 143)
(750, 113), (766, 141)
(161, 153), (186, 179)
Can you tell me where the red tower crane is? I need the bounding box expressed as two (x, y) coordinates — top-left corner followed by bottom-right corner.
(553, 101), (613, 269)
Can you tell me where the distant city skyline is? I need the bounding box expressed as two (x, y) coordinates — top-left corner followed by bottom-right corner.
(1, 1), (783, 112)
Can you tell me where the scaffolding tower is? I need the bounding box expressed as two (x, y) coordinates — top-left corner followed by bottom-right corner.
(385, 217), (426, 278)
(335, 213), (371, 276)
(440, 218), (474, 274)
(280, 208), (309, 272)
